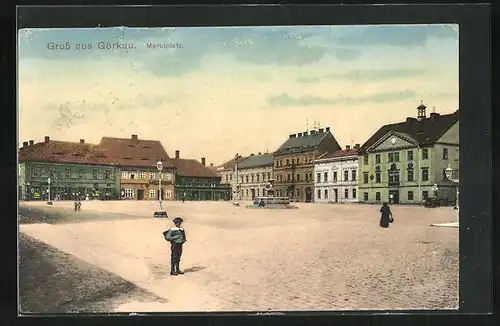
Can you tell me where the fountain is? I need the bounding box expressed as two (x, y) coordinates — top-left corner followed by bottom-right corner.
(246, 178), (298, 209)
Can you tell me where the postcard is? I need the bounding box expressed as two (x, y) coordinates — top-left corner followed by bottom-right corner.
(18, 24), (460, 313)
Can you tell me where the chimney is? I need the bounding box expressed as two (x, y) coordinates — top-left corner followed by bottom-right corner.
(131, 134), (138, 143)
(319, 128), (324, 133)
(80, 139), (85, 144)
(29, 140), (34, 146)
(311, 130), (316, 135)
(44, 136), (50, 143)
(210, 163), (214, 167)
(355, 144), (360, 149)
(22, 141), (28, 149)
(251, 153), (255, 156)
(289, 134), (296, 139)
(325, 127), (330, 132)
(258, 152), (262, 155)
(175, 150), (180, 159)
(297, 132), (302, 137)
(346, 145), (351, 150)
(304, 131), (308, 136)
(430, 112), (440, 121)
(201, 157), (206, 166)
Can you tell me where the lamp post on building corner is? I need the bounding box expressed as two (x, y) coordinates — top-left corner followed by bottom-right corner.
(47, 177), (53, 205)
(153, 160), (168, 218)
(445, 165), (459, 221)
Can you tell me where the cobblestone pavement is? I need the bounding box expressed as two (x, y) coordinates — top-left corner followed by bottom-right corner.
(19, 201), (459, 312)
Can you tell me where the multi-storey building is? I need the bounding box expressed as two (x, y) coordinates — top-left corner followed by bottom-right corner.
(273, 127), (342, 202)
(358, 103), (459, 204)
(314, 145), (360, 203)
(235, 152), (273, 200)
(97, 134), (175, 201)
(171, 150), (231, 201)
(18, 136), (121, 201)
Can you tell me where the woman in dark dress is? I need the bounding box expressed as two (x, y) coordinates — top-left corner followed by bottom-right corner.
(379, 202), (392, 228)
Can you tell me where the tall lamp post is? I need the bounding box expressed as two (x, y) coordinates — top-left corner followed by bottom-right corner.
(445, 164), (459, 214)
(47, 177), (53, 205)
(233, 153), (241, 206)
(153, 160), (168, 218)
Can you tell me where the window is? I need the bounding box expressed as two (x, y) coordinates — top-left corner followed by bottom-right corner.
(333, 171), (338, 182)
(388, 153), (394, 163)
(105, 170), (111, 179)
(376, 192), (381, 201)
(296, 189), (300, 197)
(351, 170), (357, 181)
(352, 189), (357, 199)
(251, 174), (254, 183)
(297, 174), (300, 181)
(324, 189), (328, 199)
(246, 189), (249, 196)
(421, 167), (429, 181)
(375, 154), (381, 164)
(79, 169), (86, 179)
(388, 171), (400, 184)
(241, 176), (244, 183)
(363, 192), (369, 201)
(286, 159), (290, 166)
(93, 169), (99, 179)
(443, 148), (449, 160)
(291, 159), (295, 165)
(276, 161), (279, 167)
(407, 150), (414, 161)
(139, 172), (146, 179)
(149, 190), (156, 199)
(344, 188), (349, 199)
(344, 170), (349, 181)
(324, 172), (328, 182)
(288, 174), (291, 181)
(65, 168), (71, 178)
(32, 166), (41, 177)
(230, 174), (232, 181)
(408, 191), (414, 201)
(165, 190), (172, 199)
(394, 152), (400, 162)
(125, 189), (134, 198)
(246, 175), (249, 183)
(309, 172), (313, 180)
(150, 172), (155, 179)
(262, 173), (265, 181)
(422, 191), (429, 200)
(407, 170), (414, 182)
(363, 172), (369, 184)
(317, 172), (321, 183)
(280, 160), (283, 166)
(375, 172), (381, 183)
(267, 172), (271, 180)
(363, 155), (369, 164)
(256, 174), (260, 182)
(422, 148), (428, 159)
(130, 172), (136, 179)
(225, 175), (229, 182)
(257, 189), (260, 196)
(317, 189), (321, 199)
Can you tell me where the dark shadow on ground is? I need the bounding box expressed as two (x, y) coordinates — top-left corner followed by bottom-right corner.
(18, 204), (150, 225)
(19, 233), (167, 314)
(182, 266), (207, 274)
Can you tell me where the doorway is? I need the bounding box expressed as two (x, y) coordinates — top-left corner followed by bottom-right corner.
(137, 189), (144, 200)
(305, 187), (312, 203)
(334, 188), (338, 203)
(251, 189), (256, 200)
(389, 190), (400, 204)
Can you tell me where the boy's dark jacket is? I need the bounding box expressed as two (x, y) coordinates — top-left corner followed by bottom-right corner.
(163, 227), (187, 244)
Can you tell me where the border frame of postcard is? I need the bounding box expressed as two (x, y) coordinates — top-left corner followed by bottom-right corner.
(12, 3), (493, 324)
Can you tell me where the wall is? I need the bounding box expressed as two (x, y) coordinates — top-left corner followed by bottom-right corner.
(237, 165), (273, 200)
(314, 157), (359, 203)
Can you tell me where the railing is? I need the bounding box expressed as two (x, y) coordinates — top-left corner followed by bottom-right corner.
(388, 181), (400, 187)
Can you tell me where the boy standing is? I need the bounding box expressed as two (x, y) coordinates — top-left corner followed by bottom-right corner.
(163, 217), (187, 275)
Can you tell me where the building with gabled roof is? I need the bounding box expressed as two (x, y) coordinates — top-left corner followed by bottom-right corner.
(170, 150), (231, 201)
(18, 136), (121, 201)
(358, 103), (459, 205)
(97, 134), (175, 201)
(235, 152), (273, 201)
(314, 145), (360, 204)
(273, 127), (342, 202)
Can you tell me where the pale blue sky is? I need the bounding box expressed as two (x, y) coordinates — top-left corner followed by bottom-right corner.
(18, 25), (459, 165)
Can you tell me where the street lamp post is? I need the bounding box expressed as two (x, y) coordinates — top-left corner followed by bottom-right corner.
(445, 164), (459, 214)
(153, 160), (168, 218)
(47, 177), (53, 205)
(233, 154), (241, 206)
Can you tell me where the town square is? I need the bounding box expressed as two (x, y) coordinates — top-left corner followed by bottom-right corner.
(19, 200), (458, 312)
(18, 24), (460, 312)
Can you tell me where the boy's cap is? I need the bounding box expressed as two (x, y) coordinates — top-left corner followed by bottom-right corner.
(173, 217), (184, 223)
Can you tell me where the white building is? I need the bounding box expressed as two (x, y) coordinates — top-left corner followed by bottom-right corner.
(314, 145), (360, 203)
(236, 153), (273, 201)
